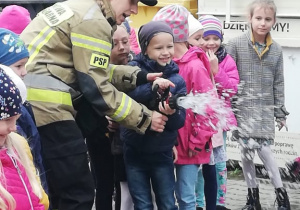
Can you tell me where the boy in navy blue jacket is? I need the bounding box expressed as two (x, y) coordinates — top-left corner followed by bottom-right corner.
(121, 21), (186, 210)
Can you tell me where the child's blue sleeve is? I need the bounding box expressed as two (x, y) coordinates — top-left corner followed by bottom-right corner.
(127, 83), (153, 104)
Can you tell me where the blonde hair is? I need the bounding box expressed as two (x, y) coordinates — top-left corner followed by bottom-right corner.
(0, 133), (43, 210)
(0, 182), (16, 210)
(248, 0), (277, 18)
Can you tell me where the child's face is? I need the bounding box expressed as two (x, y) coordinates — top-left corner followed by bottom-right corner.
(188, 30), (204, 48)
(110, 0), (138, 25)
(0, 115), (20, 147)
(249, 6), (275, 40)
(145, 33), (174, 66)
(200, 35), (221, 53)
(111, 26), (130, 65)
(9, 57), (28, 80)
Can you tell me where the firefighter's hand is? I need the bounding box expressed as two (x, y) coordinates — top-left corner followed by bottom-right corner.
(188, 149), (198, 157)
(150, 111), (168, 133)
(173, 146), (178, 163)
(147, 72), (163, 81)
(159, 101), (176, 115)
(105, 116), (119, 132)
(152, 78), (175, 90)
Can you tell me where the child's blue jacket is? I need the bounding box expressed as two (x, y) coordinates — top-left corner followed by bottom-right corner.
(121, 54), (186, 153)
(17, 102), (48, 193)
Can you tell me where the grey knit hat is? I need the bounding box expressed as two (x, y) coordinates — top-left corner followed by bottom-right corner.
(138, 21), (173, 54)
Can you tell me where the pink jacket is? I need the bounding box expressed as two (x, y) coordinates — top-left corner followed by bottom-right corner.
(129, 28), (141, 55)
(174, 46), (218, 164)
(214, 54), (239, 129)
(0, 147), (46, 210)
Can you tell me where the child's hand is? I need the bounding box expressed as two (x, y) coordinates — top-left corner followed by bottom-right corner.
(188, 149), (198, 157)
(147, 72), (163, 81)
(105, 116), (119, 132)
(152, 78), (175, 90)
(206, 49), (219, 75)
(159, 101), (176, 115)
(173, 146), (178, 163)
(276, 119), (288, 131)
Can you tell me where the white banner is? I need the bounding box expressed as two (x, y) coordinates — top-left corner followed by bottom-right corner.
(226, 132), (300, 168)
(197, 0), (300, 47)
(218, 17), (300, 47)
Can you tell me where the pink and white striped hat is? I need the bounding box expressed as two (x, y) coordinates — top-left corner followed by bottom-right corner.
(198, 15), (223, 40)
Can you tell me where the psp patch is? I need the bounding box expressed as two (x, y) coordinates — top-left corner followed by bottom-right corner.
(90, 53), (109, 69)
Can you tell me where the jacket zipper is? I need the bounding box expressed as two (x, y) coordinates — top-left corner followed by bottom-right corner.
(7, 150), (34, 210)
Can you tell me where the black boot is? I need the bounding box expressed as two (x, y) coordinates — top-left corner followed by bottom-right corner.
(275, 188), (290, 210)
(216, 205), (231, 210)
(196, 207), (203, 210)
(241, 188), (261, 210)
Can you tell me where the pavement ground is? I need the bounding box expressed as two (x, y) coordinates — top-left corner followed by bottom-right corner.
(93, 176), (300, 210)
(226, 177), (300, 210)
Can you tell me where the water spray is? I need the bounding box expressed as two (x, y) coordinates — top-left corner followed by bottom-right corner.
(152, 85), (232, 131)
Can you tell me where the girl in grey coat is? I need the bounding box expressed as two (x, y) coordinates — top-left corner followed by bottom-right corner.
(226, 1), (290, 210)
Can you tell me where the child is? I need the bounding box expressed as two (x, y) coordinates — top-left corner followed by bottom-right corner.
(0, 67), (49, 210)
(153, 5), (218, 210)
(191, 14), (240, 210)
(0, 65), (27, 105)
(111, 24), (134, 65)
(0, 28), (48, 193)
(109, 24), (134, 210)
(187, 13), (217, 210)
(226, 0), (290, 209)
(0, 5), (31, 35)
(121, 20), (186, 210)
(187, 13), (204, 48)
(0, 28), (28, 79)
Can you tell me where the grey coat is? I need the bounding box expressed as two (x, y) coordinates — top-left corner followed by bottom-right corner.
(226, 31), (288, 143)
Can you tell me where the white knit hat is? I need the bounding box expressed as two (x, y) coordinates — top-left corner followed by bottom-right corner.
(188, 13), (203, 37)
(0, 64), (27, 103)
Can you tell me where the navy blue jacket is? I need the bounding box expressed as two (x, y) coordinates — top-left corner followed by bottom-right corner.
(17, 102), (48, 193)
(121, 54), (186, 153)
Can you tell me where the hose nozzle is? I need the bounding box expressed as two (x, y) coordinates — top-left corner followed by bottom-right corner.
(168, 93), (186, 110)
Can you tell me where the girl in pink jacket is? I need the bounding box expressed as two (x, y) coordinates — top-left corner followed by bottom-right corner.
(189, 15), (240, 210)
(153, 6), (219, 210)
(0, 67), (49, 210)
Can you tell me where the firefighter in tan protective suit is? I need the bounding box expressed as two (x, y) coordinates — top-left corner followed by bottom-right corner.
(20, 0), (170, 209)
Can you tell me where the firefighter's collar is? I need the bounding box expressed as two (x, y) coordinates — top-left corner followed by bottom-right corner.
(101, 0), (117, 27)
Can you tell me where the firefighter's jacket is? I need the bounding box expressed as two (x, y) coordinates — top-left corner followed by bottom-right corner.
(20, 0), (152, 134)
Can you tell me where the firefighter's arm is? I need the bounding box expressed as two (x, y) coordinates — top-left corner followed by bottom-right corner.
(70, 20), (165, 134)
(108, 64), (164, 92)
(107, 64), (144, 92)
